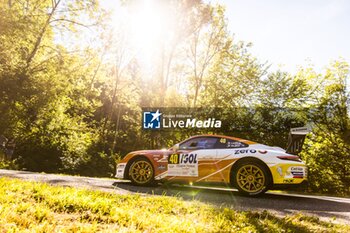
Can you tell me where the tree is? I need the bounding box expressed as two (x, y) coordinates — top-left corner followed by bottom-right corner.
(185, 5), (227, 107)
(0, 0), (106, 173)
(300, 60), (350, 195)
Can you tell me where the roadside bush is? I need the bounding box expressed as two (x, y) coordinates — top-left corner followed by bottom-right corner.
(301, 131), (350, 196)
(0, 159), (20, 170)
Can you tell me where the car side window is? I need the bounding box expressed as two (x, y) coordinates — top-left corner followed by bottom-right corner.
(215, 138), (248, 149)
(179, 137), (218, 150)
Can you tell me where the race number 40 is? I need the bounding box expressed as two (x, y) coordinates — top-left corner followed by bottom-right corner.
(167, 153), (199, 177)
(168, 153), (197, 164)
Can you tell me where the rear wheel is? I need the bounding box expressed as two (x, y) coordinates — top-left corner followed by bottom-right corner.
(232, 160), (270, 196)
(128, 158), (154, 186)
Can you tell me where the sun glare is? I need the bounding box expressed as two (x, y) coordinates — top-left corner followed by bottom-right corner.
(122, 0), (174, 70)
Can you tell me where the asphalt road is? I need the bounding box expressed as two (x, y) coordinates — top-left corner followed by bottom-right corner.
(1, 169), (350, 224)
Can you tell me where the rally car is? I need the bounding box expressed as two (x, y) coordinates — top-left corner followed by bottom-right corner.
(116, 128), (309, 196)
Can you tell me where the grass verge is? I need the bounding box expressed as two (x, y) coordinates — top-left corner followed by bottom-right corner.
(0, 177), (349, 232)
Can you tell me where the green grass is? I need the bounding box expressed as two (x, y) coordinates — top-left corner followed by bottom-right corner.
(0, 178), (349, 232)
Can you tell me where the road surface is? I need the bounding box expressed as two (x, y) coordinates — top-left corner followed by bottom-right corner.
(1, 169), (349, 224)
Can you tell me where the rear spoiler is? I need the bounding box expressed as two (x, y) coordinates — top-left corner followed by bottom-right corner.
(286, 127), (311, 155)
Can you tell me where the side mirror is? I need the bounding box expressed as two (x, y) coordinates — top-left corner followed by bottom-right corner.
(172, 143), (180, 152)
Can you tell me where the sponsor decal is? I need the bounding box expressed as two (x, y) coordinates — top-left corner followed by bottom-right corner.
(227, 141), (245, 148)
(283, 178), (294, 183)
(289, 166), (304, 178)
(258, 150), (267, 154)
(291, 167), (304, 171)
(157, 165), (166, 170)
(234, 149), (257, 155)
(168, 153), (198, 164)
(167, 153), (198, 177)
(290, 126), (311, 135)
(220, 138), (227, 143)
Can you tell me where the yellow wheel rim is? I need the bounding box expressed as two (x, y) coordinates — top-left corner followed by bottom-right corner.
(130, 160), (153, 184)
(236, 164), (265, 193)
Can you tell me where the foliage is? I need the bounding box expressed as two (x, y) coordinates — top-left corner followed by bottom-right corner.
(0, 178), (349, 232)
(0, 0), (106, 174)
(0, 159), (20, 170)
(302, 131), (350, 195)
(299, 60), (350, 195)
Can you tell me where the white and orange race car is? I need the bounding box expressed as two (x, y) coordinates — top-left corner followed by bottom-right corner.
(116, 128), (309, 196)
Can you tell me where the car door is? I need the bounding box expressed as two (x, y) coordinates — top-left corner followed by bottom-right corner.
(215, 137), (250, 159)
(167, 137), (218, 181)
(202, 137), (250, 183)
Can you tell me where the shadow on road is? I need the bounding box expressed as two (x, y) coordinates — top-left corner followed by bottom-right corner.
(113, 181), (350, 222)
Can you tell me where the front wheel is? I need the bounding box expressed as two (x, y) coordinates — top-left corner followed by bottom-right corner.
(128, 158), (155, 186)
(232, 160), (271, 196)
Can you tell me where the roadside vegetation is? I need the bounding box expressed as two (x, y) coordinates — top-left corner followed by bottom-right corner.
(0, 0), (349, 196)
(0, 178), (349, 232)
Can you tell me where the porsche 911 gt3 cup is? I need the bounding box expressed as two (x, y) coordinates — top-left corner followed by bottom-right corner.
(116, 128), (309, 196)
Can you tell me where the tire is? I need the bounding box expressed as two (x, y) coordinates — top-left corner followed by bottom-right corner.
(128, 157), (155, 186)
(231, 159), (271, 196)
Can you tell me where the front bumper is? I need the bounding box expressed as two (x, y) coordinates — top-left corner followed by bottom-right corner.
(115, 163), (127, 179)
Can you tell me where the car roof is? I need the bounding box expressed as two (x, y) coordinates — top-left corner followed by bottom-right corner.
(189, 134), (257, 145)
